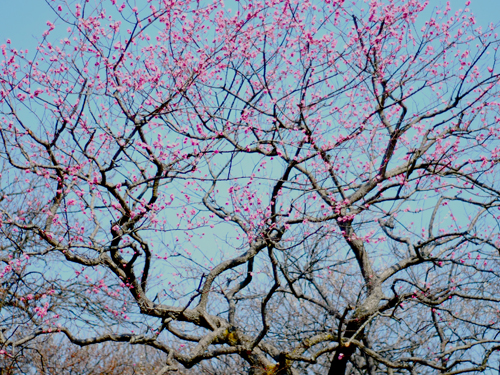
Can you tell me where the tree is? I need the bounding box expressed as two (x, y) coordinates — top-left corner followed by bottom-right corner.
(1, 337), (171, 375)
(1, 0), (500, 373)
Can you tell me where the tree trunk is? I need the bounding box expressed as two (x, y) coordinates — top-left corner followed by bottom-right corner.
(328, 319), (363, 375)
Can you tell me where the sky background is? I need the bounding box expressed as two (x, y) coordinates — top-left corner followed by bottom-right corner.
(0, 0), (499, 52)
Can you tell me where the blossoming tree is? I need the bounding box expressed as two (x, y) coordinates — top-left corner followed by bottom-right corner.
(1, 0), (500, 374)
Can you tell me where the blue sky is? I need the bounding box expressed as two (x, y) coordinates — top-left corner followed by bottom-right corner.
(0, 0), (56, 47)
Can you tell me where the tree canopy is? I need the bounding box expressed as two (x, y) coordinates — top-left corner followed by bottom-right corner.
(1, 0), (500, 374)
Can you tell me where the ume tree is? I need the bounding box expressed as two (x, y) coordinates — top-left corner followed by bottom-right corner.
(2, 0), (500, 374)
